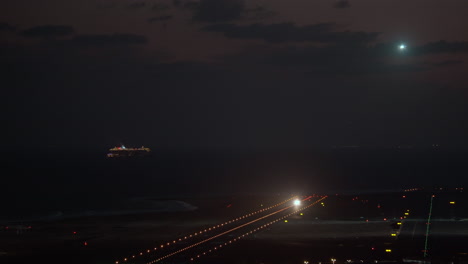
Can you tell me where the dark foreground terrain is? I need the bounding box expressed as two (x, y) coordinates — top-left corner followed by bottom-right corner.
(1, 189), (467, 264)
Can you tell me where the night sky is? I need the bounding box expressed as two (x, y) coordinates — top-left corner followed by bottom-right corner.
(2, 0), (468, 151)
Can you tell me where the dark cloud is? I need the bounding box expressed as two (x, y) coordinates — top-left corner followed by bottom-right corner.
(169, 0), (199, 10)
(257, 44), (427, 75)
(149, 15), (174, 22)
(183, 1), (199, 10)
(412, 40), (468, 55)
(245, 5), (277, 20)
(172, 0), (182, 7)
(0, 22), (16, 31)
(21, 25), (74, 38)
(333, 0), (351, 9)
(151, 3), (171, 11)
(194, 0), (245, 22)
(96, 2), (118, 9)
(433, 60), (464, 67)
(215, 39), (435, 77)
(70, 34), (148, 46)
(203, 23), (379, 44)
(127, 1), (146, 9)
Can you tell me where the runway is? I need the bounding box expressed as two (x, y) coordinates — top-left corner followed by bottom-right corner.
(114, 195), (327, 264)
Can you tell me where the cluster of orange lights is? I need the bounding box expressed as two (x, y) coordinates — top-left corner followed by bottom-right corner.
(115, 196), (297, 264)
(188, 196), (328, 262)
(403, 188), (421, 192)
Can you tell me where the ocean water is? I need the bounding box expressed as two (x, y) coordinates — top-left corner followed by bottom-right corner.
(2, 147), (468, 223)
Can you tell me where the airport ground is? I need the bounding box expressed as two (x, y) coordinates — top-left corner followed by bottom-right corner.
(1, 190), (468, 264)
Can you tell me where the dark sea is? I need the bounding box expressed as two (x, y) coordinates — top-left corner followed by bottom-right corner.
(2, 147), (468, 223)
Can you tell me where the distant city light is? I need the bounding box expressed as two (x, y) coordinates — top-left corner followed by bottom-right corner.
(449, 201), (456, 204)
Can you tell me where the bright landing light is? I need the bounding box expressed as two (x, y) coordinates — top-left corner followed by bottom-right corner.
(293, 199), (301, 206)
(399, 44), (406, 50)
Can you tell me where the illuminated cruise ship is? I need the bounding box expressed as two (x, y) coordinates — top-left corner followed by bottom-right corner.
(107, 145), (151, 158)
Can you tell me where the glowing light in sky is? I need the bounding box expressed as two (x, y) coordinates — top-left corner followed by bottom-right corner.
(399, 44), (406, 50)
(293, 199), (301, 206)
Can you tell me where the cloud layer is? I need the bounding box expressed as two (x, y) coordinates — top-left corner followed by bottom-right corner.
(0, 22), (16, 31)
(70, 33), (148, 46)
(333, 0), (351, 9)
(194, 0), (245, 22)
(203, 23), (379, 44)
(21, 25), (75, 38)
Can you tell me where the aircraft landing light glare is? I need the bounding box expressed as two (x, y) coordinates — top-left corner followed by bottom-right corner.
(399, 44), (406, 50)
(293, 199), (301, 206)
